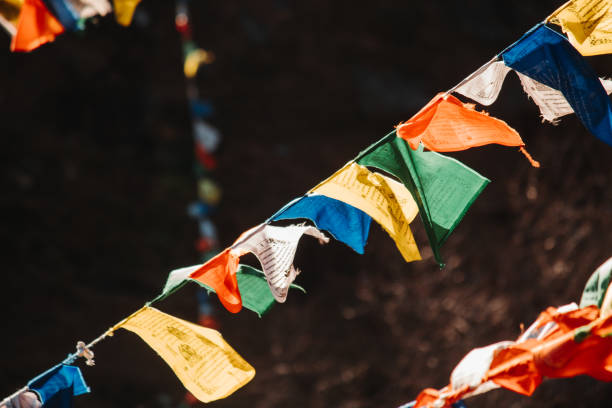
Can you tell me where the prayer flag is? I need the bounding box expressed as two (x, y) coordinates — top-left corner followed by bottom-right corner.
(66, 0), (110, 18)
(42, 0), (78, 31)
(270, 194), (372, 254)
(356, 133), (489, 266)
(112, 0), (139, 26)
(231, 224), (329, 303)
(454, 60), (511, 106)
(517, 72), (612, 123)
(581, 257), (612, 308)
(549, 0), (612, 56)
(396, 93), (526, 153)
(184, 48), (214, 78)
(11, 0), (64, 52)
(0, 0), (23, 35)
(310, 161), (421, 263)
(189, 248), (242, 313)
(115, 307), (255, 403)
(28, 364), (90, 408)
(502, 23), (612, 146)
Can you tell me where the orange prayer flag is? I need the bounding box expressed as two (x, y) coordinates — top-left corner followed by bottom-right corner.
(397, 93), (539, 166)
(10, 0), (64, 52)
(189, 248), (242, 313)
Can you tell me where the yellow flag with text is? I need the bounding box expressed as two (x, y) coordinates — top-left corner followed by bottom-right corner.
(549, 0), (612, 55)
(115, 307), (255, 403)
(311, 161), (421, 262)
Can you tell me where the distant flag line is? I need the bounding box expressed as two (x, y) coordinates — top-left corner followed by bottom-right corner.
(3, 0), (612, 406)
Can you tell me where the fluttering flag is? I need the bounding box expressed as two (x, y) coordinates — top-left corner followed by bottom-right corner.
(517, 72), (612, 123)
(502, 23), (612, 146)
(549, 0), (612, 56)
(184, 48), (214, 78)
(580, 257), (612, 308)
(27, 364), (90, 408)
(189, 248), (242, 313)
(66, 0), (110, 18)
(42, 0), (78, 31)
(11, 0), (64, 52)
(270, 194), (372, 254)
(0, 0), (23, 35)
(116, 307), (255, 403)
(197, 178), (221, 205)
(155, 264), (305, 317)
(112, 0), (139, 26)
(310, 161), (422, 263)
(231, 224), (329, 303)
(356, 133), (489, 267)
(454, 60), (511, 106)
(396, 93), (537, 166)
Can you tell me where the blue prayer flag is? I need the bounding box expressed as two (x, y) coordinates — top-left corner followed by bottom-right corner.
(270, 194), (372, 254)
(502, 24), (612, 146)
(28, 364), (90, 408)
(42, 0), (79, 31)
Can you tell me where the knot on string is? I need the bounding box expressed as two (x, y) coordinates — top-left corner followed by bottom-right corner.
(76, 341), (95, 366)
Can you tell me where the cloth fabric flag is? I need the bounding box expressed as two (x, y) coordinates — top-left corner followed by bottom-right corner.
(112, 0), (139, 26)
(155, 264), (304, 317)
(193, 119), (221, 153)
(231, 224), (329, 303)
(189, 248), (242, 313)
(0, 0), (23, 35)
(356, 133), (489, 266)
(11, 0), (64, 52)
(549, 0), (612, 56)
(184, 48), (214, 78)
(42, 0), (78, 31)
(3, 391), (41, 408)
(517, 72), (612, 123)
(310, 161), (422, 263)
(454, 60), (511, 106)
(115, 306), (255, 403)
(65, 0), (110, 18)
(27, 364), (90, 408)
(502, 23), (612, 146)
(270, 194), (372, 254)
(396, 93), (527, 154)
(580, 257), (612, 308)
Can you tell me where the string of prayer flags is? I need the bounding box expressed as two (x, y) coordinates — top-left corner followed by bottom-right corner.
(27, 364), (90, 408)
(115, 307), (255, 403)
(356, 133), (489, 267)
(549, 0), (612, 56)
(154, 264), (305, 317)
(111, 0), (139, 26)
(501, 23), (612, 146)
(454, 60), (511, 106)
(396, 93), (538, 166)
(230, 224), (329, 303)
(11, 0), (64, 52)
(310, 161), (422, 263)
(270, 194), (372, 254)
(516, 73), (612, 123)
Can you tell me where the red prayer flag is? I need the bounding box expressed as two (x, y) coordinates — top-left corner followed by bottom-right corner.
(11, 0), (64, 52)
(189, 248), (242, 313)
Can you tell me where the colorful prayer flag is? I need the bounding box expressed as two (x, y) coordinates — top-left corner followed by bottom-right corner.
(356, 133), (489, 266)
(189, 248), (242, 313)
(396, 93), (526, 153)
(310, 161), (422, 263)
(270, 194), (372, 254)
(112, 0), (139, 26)
(549, 0), (612, 56)
(231, 224), (329, 303)
(66, 0), (110, 18)
(11, 0), (64, 52)
(581, 257), (612, 308)
(502, 23), (612, 146)
(28, 364), (90, 408)
(115, 307), (255, 403)
(454, 60), (511, 106)
(42, 0), (78, 31)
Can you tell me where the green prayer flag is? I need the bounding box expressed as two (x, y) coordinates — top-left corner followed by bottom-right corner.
(356, 131), (489, 266)
(580, 258), (612, 309)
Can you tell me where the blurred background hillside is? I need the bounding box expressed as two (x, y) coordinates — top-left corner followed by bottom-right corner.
(1, 1), (612, 407)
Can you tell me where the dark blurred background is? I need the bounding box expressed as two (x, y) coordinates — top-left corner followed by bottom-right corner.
(1, 1), (612, 407)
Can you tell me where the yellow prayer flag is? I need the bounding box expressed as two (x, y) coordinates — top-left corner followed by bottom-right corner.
(112, 0), (141, 26)
(549, 0), (612, 55)
(311, 161), (421, 262)
(115, 307), (255, 403)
